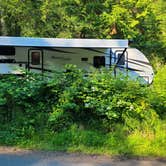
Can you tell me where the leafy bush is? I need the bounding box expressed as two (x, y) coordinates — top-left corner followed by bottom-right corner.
(0, 73), (51, 138)
(0, 65), (160, 138)
(150, 65), (166, 117)
(48, 66), (158, 131)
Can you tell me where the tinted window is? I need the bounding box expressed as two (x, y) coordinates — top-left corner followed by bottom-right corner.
(0, 46), (15, 55)
(117, 53), (125, 65)
(31, 52), (40, 65)
(0, 59), (15, 63)
(93, 56), (105, 68)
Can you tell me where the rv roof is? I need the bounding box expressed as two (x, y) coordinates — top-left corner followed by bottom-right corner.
(0, 37), (128, 48)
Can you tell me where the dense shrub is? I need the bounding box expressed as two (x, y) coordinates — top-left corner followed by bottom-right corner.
(0, 65), (160, 136)
(150, 65), (166, 117)
(48, 66), (158, 131)
(0, 73), (51, 137)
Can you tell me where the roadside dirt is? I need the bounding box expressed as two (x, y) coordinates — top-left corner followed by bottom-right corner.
(0, 146), (166, 166)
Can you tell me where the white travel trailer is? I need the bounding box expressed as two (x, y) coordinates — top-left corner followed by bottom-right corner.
(0, 37), (154, 84)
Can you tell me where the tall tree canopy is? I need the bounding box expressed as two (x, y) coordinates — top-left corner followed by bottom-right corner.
(0, 0), (165, 61)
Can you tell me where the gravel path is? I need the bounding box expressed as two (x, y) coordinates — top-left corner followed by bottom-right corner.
(0, 147), (166, 166)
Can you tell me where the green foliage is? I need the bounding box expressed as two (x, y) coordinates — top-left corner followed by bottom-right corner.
(48, 66), (158, 132)
(150, 65), (166, 117)
(1, 0), (165, 76)
(0, 73), (50, 138)
(0, 0), (165, 63)
(0, 65), (165, 157)
(48, 108), (73, 132)
(13, 122), (166, 157)
(0, 66), (159, 134)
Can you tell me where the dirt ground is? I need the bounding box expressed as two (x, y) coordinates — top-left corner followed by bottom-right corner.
(0, 146), (166, 166)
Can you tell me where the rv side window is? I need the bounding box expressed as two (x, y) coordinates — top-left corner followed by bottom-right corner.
(117, 53), (125, 65)
(0, 46), (15, 55)
(93, 56), (105, 68)
(0, 59), (15, 63)
(31, 52), (40, 65)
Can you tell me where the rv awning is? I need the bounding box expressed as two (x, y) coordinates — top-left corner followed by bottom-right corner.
(0, 37), (128, 48)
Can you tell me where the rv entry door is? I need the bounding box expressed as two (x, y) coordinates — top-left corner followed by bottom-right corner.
(28, 49), (44, 73)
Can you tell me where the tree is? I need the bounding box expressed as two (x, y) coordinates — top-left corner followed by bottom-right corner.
(0, 0), (165, 62)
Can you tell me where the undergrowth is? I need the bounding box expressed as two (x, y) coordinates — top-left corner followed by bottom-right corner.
(0, 64), (166, 157)
(5, 121), (165, 157)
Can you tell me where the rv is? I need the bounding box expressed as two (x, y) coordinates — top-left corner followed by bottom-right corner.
(0, 37), (154, 84)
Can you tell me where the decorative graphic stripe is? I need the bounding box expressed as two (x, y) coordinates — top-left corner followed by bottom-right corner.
(117, 65), (144, 72)
(128, 58), (151, 66)
(34, 47), (75, 54)
(82, 48), (109, 55)
(127, 60), (148, 68)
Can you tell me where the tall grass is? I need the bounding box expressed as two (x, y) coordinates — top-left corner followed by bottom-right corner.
(16, 121), (166, 157)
